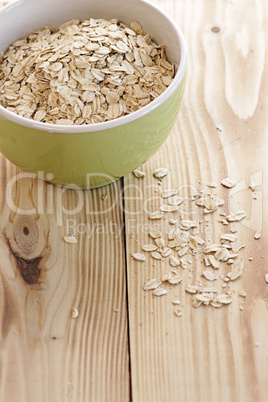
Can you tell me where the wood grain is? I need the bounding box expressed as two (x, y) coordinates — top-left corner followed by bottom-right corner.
(124, 0), (268, 401)
(0, 156), (130, 402)
(0, 1), (267, 401)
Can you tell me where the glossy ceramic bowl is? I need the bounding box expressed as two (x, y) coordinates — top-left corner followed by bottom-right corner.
(0, 0), (187, 188)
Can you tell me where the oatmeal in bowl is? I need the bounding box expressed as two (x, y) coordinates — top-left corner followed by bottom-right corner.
(0, 18), (175, 125)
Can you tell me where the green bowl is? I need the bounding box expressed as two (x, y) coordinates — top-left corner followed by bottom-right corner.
(0, 0), (187, 189)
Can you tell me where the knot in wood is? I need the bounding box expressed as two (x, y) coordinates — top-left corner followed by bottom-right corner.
(211, 26), (220, 33)
(13, 215), (39, 256)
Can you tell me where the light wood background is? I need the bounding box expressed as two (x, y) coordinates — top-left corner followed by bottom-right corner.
(0, 0), (267, 401)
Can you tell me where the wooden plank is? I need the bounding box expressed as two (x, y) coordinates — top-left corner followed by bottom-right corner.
(0, 156), (130, 402)
(124, 0), (268, 401)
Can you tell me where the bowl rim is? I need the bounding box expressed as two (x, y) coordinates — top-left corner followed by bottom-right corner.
(0, 0), (188, 134)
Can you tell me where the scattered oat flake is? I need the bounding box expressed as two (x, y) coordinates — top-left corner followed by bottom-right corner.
(155, 238), (165, 248)
(207, 182), (217, 188)
(239, 290), (247, 297)
(249, 181), (256, 191)
(265, 274), (268, 283)
(64, 235), (78, 244)
(153, 288), (167, 296)
(221, 234), (237, 242)
(133, 169), (145, 178)
(215, 248), (229, 262)
(149, 211), (164, 220)
(201, 287), (218, 293)
(185, 285), (198, 294)
(168, 275), (183, 285)
(203, 244), (221, 253)
(202, 270), (217, 281)
(221, 178), (236, 188)
(230, 258), (244, 280)
(148, 229), (161, 239)
(227, 211), (246, 222)
(254, 232), (261, 240)
(174, 309), (182, 317)
(142, 244), (158, 252)
(231, 241), (245, 253)
(168, 196), (184, 206)
(192, 299), (203, 308)
(216, 294), (232, 304)
(169, 219), (177, 225)
(210, 299), (223, 308)
(161, 247), (172, 258)
(197, 194), (224, 213)
(172, 300), (181, 305)
(161, 189), (178, 199)
(179, 220), (198, 230)
(168, 229), (176, 241)
(159, 204), (179, 212)
(132, 253), (146, 261)
(151, 251), (162, 260)
(144, 279), (162, 291)
(169, 256), (180, 267)
(196, 236), (206, 245)
(189, 237), (198, 249)
(162, 272), (172, 282)
(71, 308), (79, 318)
(178, 246), (189, 257)
(153, 168), (169, 179)
(195, 197), (205, 207)
(196, 292), (214, 302)
(230, 228), (238, 233)
(208, 255), (220, 269)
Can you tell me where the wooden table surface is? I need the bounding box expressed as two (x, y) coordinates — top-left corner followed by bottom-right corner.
(0, 0), (267, 401)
